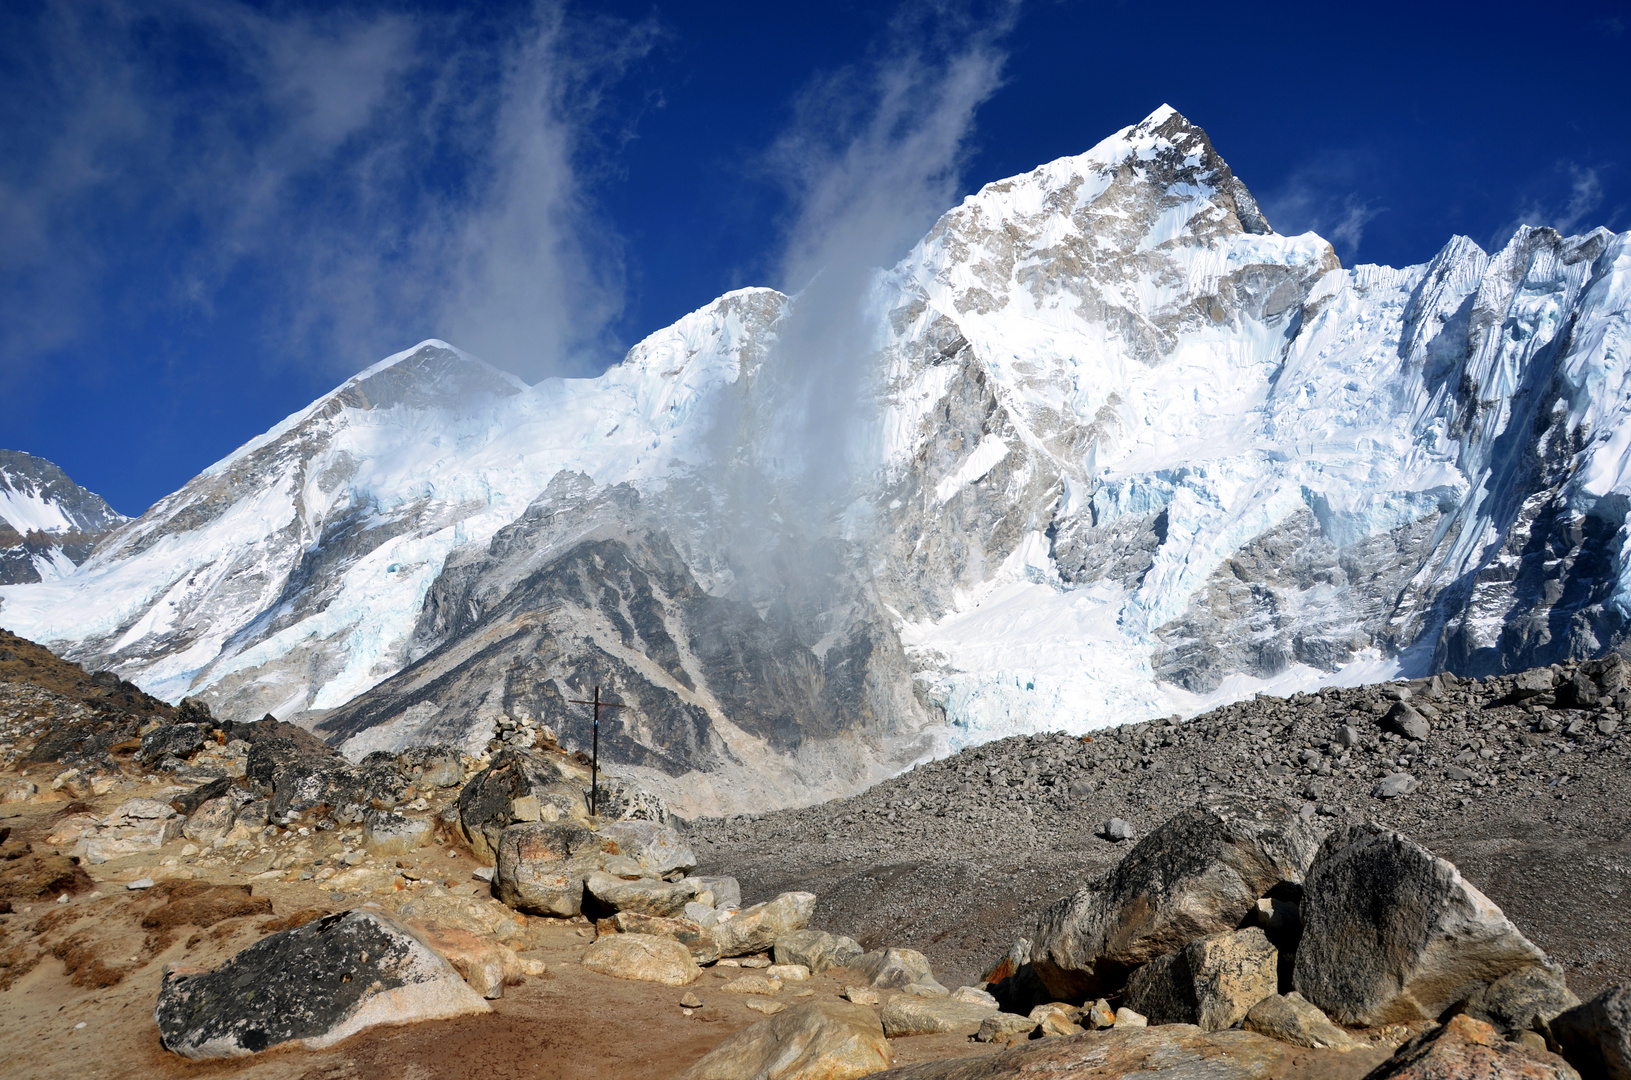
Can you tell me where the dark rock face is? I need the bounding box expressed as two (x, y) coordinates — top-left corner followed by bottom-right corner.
(154, 909), (487, 1058)
(140, 724), (206, 765)
(1029, 800), (1322, 1000)
(457, 748), (588, 861)
(1552, 984), (1631, 1080)
(1294, 822), (1551, 1026)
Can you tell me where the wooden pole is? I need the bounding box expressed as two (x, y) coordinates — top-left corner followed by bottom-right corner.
(567, 685), (626, 817)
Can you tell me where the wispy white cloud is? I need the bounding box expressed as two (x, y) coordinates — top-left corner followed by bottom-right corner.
(1259, 153), (1382, 263)
(740, 1), (1017, 503)
(1501, 164), (1605, 244)
(0, 1), (655, 383)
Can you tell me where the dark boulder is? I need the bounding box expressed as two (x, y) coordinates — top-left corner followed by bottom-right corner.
(155, 909), (488, 1058)
(458, 749), (587, 860)
(140, 724), (207, 765)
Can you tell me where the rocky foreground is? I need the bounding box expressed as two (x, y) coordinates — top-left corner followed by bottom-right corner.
(0, 627), (1628, 1079)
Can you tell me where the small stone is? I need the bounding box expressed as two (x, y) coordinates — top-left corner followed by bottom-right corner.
(1383, 702), (1431, 741)
(472, 866), (495, 882)
(722, 975), (783, 996)
(126, 878), (155, 890)
(679, 992), (703, 1008)
(739, 955), (772, 969)
(1599, 718), (1619, 736)
(844, 986), (880, 1005)
(1114, 1006), (1148, 1027)
(1336, 725), (1361, 747)
(950, 985), (999, 1008)
(766, 964), (809, 982)
(56, 893), (69, 904)
(745, 999), (787, 1015)
(976, 1011), (1039, 1044)
(1374, 772), (1420, 799)
(1103, 817), (1135, 842)
(1085, 998), (1115, 1029)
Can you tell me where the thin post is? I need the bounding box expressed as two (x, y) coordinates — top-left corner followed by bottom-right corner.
(567, 685), (626, 818)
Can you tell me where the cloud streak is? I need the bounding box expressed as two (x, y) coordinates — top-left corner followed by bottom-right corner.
(0, 1), (655, 384)
(1259, 153), (1383, 263)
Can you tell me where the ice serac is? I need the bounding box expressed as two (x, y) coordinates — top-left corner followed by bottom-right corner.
(0, 450), (127, 585)
(4, 106), (1631, 812)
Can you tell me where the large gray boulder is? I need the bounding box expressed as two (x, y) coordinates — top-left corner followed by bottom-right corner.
(363, 809), (435, 857)
(1030, 799), (1323, 999)
(1242, 992), (1359, 1051)
(774, 929), (864, 974)
(492, 821), (603, 916)
(155, 910), (487, 1057)
(1294, 823), (1552, 1026)
(1552, 984), (1631, 1080)
(679, 999), (891, 1080)
(584, 871), (698, 918)
(880, 995), (997, 1037)
(580, 932), (700, 986)
(713, 892), (817, 957)
(850, 947), (947, 994)
(1123, 927), (1278, 1031)
(596, 819), (696, 878)
(78, 798), (183, 863)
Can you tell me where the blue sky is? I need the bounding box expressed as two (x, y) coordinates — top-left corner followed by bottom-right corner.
(4, 0), (1628, 516)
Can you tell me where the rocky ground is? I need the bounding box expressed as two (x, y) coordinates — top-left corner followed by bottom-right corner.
(699, 661), (1631, 993)
(0, 625), (1627, 1079)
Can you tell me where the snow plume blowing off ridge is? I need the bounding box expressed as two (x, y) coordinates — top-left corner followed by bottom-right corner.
(707, 4), (1014, 611)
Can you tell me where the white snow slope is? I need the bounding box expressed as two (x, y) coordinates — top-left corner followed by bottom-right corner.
(3, 106), (1629, 799)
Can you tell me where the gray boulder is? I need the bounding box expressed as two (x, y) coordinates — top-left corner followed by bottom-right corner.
(1552, 984), (1631, 1080)
(774, 929), (864, 974)
(1382, 702), (1431, 741)
(1457, 965), (1581, 1034)
(155, 910), (487, 1057)
(686, 874), (742, 910)
(492, 821), (603, 916)
(1294, 822), (1552, 1026)
(1123, 927), (1278, 1031)
(584, 871), (698, 918)
(1243, 992), (1359, 1050)
(183, 796), (237, 845)
(850, 947), (946, 994)
(1030, 799), (1323, 999)
(880, 995), (997, 1037)
(713, 892), (817, 958)
(363, 809), (435, 857)
(596, 820), (696, 878)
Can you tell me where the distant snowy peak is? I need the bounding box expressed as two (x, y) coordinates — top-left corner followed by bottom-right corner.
(0, 450), (126, 585)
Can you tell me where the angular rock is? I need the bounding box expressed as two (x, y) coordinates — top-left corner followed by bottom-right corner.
(405, 921), (521, 1000)
(1243, 992), (1358, 1050)
(1124, 927), (1278, 1031)
(596, 819), (695, 877)
(170, 777), (233, 816)
(1552, 984), (1631, 1080)
(850, 947), (946, 994)
(722, 974), (783, 996)
(581, 932), (700, 986)
(866, 1025), (1289, 1079)
(141, 724), (206, 765)
(79, 798), (183, 863)
(774, 929), (865, 974)
(457, 749), (589, 861)
(183, 797), (237, 846)
(1374, 773), (1421, 799)
(154, 910), (488, 1057)
(1459, 966), (1581, 1033)
(1115, 1007), (1148, 1028)
(679, 999), (891, 1080)
(610, 911), (721, 965)
(1366, 1014), (1581, 1080)
(975, 1011), (1038, 1045)
(363, 810), (435, 857)
(1295, 823), (1553, 1025)
(687, 874), (742, 910)
(951, 985), (999, 1008)
(713, 892), (816, 957)
(881, 995), (997, 1036)
(492, 821), (602, 917)
(1085, 998), (1115, 1029)
(1383, 702), (1431, 742)
(585, 871), (698, 918)
(1031, 799), (1323, 999)
(768, 964), (809, 982)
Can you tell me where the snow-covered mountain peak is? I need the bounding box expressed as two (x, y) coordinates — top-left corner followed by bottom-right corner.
(0, 450), (126, 584)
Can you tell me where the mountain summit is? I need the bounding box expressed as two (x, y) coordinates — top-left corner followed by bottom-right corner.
(3, 107), (1628, 814)
(0, 450), (126, 585)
